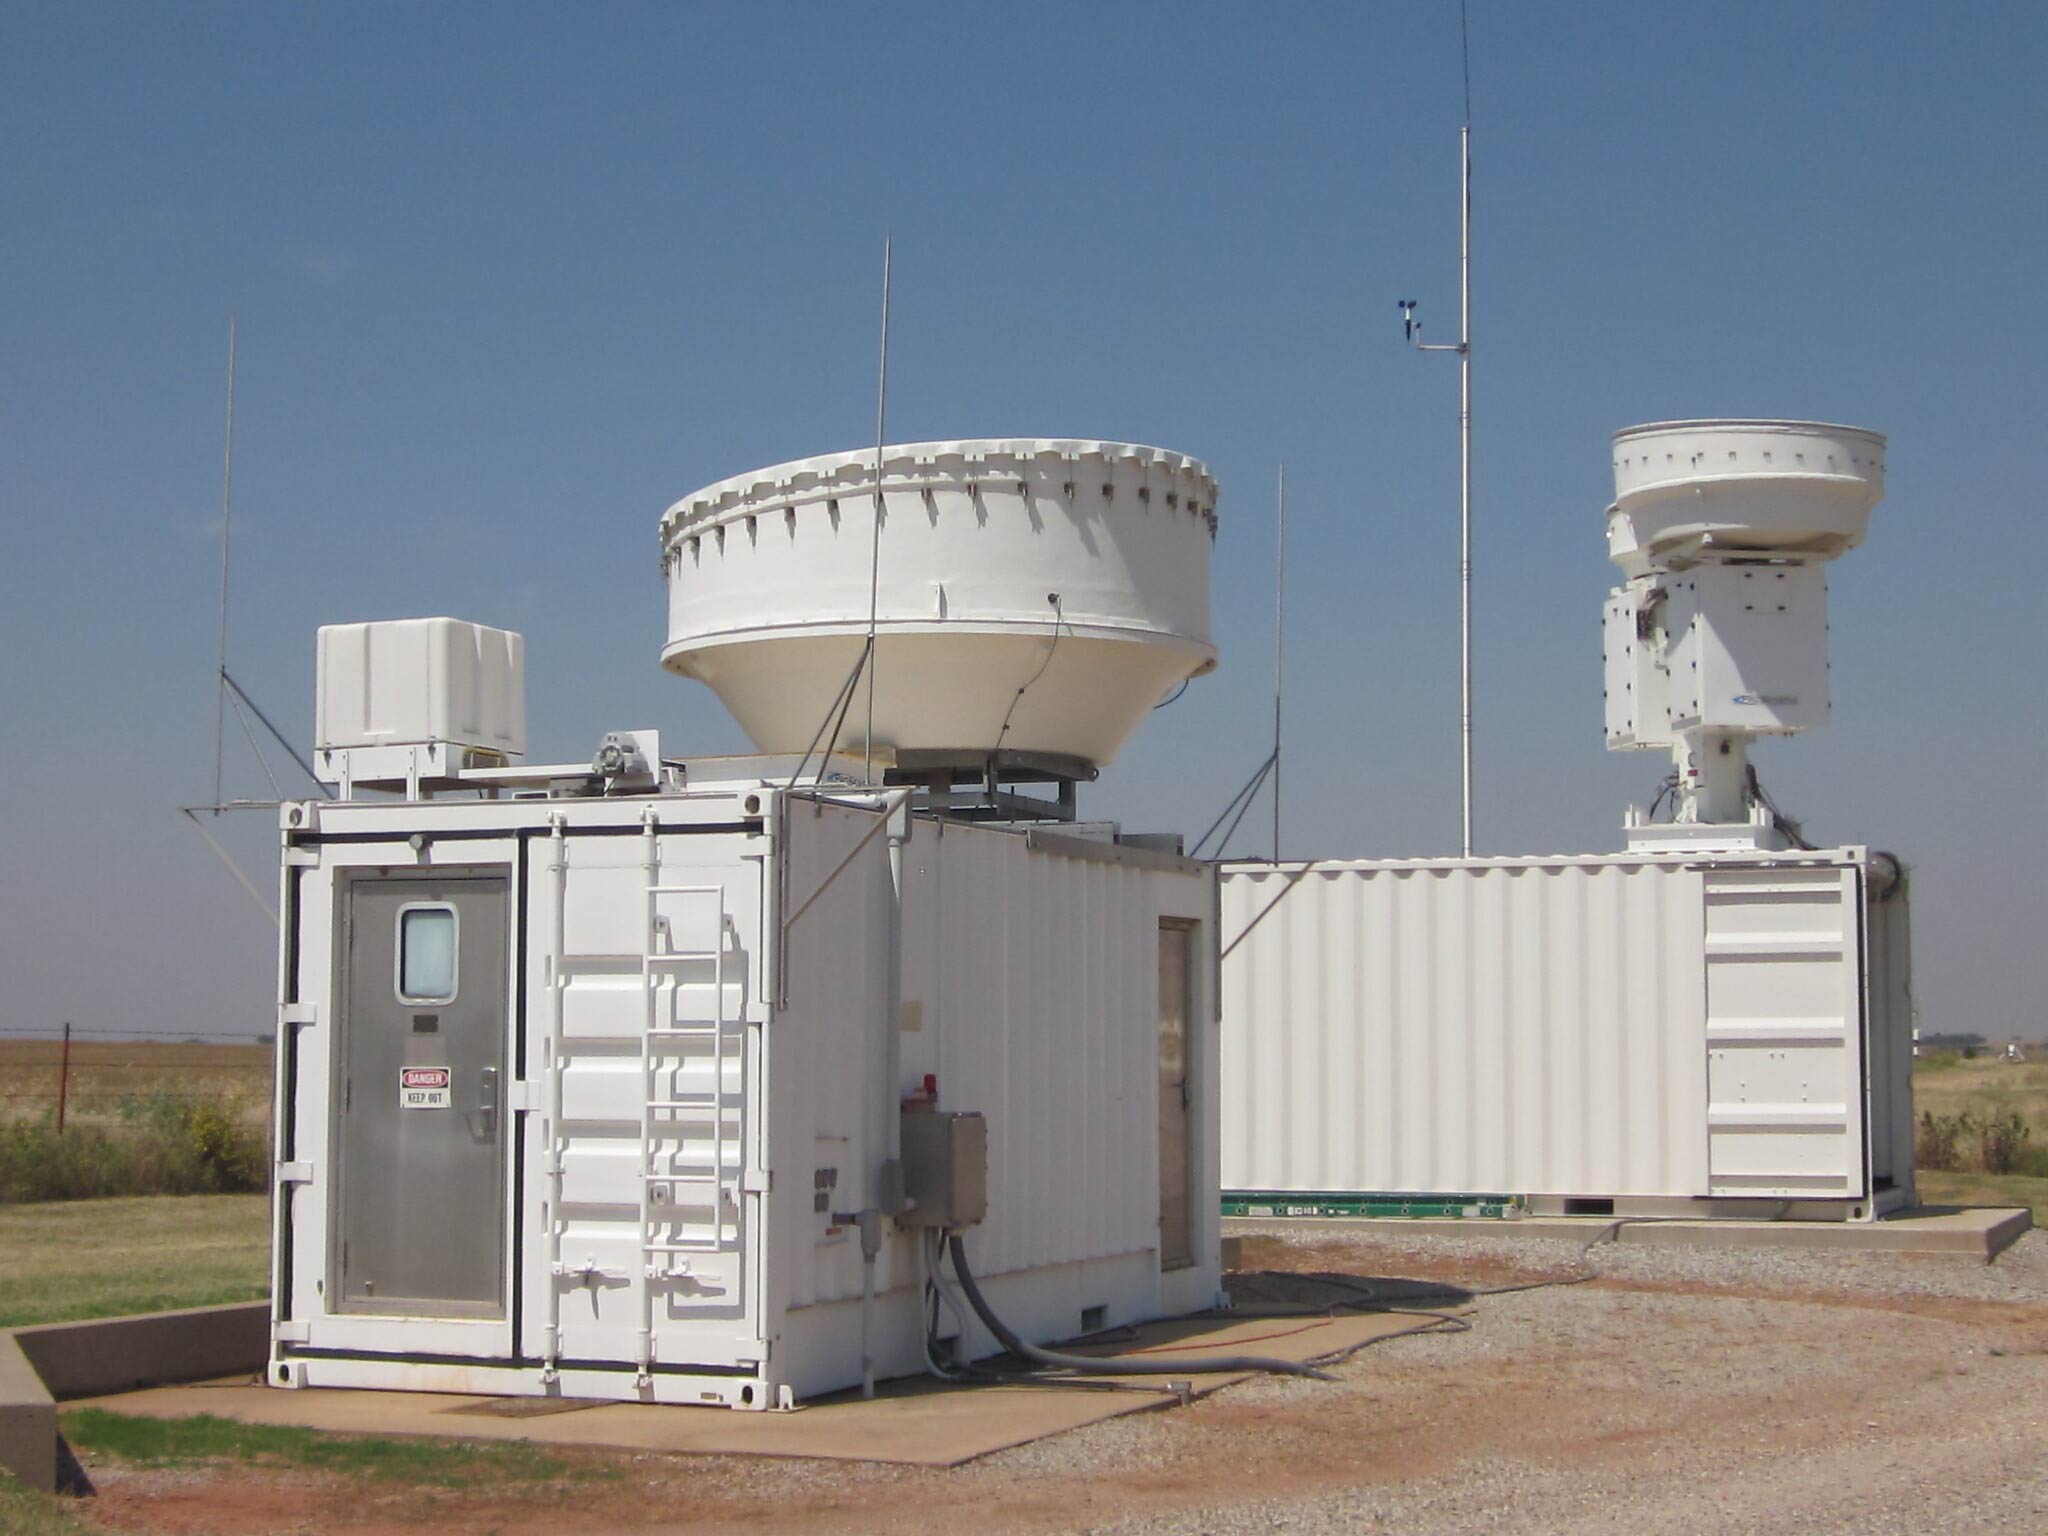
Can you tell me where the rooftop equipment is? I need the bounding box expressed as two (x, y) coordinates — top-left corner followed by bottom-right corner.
(1601, 419), (1886, 850)
(314, 617), (525, 796)
(659, 439), (1218, 788)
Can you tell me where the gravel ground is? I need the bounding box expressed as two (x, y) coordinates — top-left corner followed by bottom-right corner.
(1063, 1227), (2048, 1535)
(75, 1226), (2048, 1535)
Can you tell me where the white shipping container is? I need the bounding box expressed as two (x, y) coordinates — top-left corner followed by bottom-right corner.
(271, 787), (1221, 1407)
(1219, 848), (1913, 1220)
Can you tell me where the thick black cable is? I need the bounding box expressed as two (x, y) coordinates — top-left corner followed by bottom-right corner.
(945, 1236), (1331, 1382)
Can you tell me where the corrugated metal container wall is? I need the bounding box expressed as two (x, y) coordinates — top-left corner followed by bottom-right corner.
(1222, 860), (1711, 1198)
(774, 810), (1218, 1312)
(907, 823), (1163, 1279)
(767, 798), (894, 1315)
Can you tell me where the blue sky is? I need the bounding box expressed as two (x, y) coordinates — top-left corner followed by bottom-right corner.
(3, 1), (2044, 1042)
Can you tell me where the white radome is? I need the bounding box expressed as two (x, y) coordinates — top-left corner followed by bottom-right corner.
(660, 439), (1219, 770)
(1606, 419), (1886, 578)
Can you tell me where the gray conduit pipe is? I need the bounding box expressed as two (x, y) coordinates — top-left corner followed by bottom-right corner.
(945, 1236), (1332, 1382)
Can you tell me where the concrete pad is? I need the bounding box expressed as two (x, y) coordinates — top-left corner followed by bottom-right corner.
(68, 1310), (1438, 1468)
(1225, 1205), (2033, 1262)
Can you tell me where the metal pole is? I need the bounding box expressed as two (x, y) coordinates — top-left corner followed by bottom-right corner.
(862, 236), (893, 787)
(1272, 464), (1286, 863)
(56, 1021), (72, 1133)
(213, 313), (237, 813)
(1457, 122), (1473, 859)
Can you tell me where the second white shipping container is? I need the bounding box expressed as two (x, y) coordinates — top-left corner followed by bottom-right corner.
(1220, 848), (1913, 1221)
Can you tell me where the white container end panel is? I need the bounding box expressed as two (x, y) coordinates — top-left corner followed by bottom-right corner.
(1222, 860), (1710, 1200)
(1701, 865), (1862, 1197)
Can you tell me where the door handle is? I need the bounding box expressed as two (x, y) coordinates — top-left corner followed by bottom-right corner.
(476, 1067), (499, 1142)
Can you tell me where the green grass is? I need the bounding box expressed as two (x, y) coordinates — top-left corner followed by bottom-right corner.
(0, 1194), (268, 1327)
(1915, 1169), (2048, 1226)
(0, 1477), (102, 1536)
(59, 1410), (601, 1488)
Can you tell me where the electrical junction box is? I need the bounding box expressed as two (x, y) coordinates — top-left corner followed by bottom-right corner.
(1662, 564), (1829, 736)
(899, 1111), (987, 1228)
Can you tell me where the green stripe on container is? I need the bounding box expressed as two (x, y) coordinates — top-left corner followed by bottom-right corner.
(1222, 1192), (1522, 1219)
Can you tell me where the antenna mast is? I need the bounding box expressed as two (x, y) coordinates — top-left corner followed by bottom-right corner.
(862, 235), (893, 786)
(212, 313), (237, 814)
(1398, 4), (1474, 856)
(1271, 463), (1286, 862)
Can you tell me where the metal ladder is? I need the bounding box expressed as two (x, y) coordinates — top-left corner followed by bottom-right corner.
(634, 812), (732, 1385)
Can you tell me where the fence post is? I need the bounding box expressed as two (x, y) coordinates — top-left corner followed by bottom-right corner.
(56, 1021), (72, 1132)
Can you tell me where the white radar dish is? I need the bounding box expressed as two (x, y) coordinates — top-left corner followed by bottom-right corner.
(659, 439), (1219, 772)
(1607, 419), (1886, 579)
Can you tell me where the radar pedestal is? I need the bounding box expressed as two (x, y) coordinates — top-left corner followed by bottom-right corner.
(1601, 420), (1886, 853)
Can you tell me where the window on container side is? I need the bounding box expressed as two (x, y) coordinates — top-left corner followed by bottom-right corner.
(396, 904), (459, 1004)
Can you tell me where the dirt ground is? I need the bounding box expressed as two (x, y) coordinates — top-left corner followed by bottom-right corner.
(59, 1223), (2048, 1535)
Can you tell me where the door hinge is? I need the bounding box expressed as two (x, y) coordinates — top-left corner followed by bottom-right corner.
(274, 1319), (311, 1344)
(284, 847), (320, 868)
(276, 1161), (314, 1185)
(742, 1168), (770, 1194)
(279, 1002), (317, 1029)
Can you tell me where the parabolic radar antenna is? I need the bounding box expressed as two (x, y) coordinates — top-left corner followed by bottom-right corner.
(660, 439), (1219, 777)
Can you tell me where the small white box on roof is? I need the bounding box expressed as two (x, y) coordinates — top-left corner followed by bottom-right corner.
(314, 618), (525, 789)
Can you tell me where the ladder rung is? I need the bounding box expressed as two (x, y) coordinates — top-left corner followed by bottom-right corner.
(648, 1097), (722, 1110)
(642, 1172), (723, 1183)
(643, 1240), (724, 1254)
(649, 884), (722, 895)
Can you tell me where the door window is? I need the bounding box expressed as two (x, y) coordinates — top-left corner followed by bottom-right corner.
(396, 904), (459, 1003)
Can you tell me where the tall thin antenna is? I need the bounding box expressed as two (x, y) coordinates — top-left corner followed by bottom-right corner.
(1460, 0), (1472, 125)
(212, 313), (237, 814)
(1457, 116), (1472, 858)
(862, 235), (893, 786)
(1271, 463), (1286, 863)
(1398, 10), (1475, 857)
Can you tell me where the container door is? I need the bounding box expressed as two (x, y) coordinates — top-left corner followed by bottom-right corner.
(1703, 866), (1866, 1199)
(1158, 921), (1195, 1270)
(335, 872), (509, 1315)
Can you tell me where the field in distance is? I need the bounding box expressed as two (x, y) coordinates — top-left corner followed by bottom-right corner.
(0, 1038), (272, 1125)
(1913, 1052), (2048, 1222)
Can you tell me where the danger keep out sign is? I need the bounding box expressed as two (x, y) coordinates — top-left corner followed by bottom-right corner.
(400, 1066), (452, 1110)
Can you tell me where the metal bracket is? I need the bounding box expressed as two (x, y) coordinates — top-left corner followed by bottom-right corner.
(276, 1161), (314, 1185)
(279, 1002), (318, 1029)
(742, 1168), (771, 1194)
(274, 1320), (311, 1345)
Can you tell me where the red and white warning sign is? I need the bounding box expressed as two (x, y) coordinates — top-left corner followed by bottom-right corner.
(400, 1066), (452, 1110)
